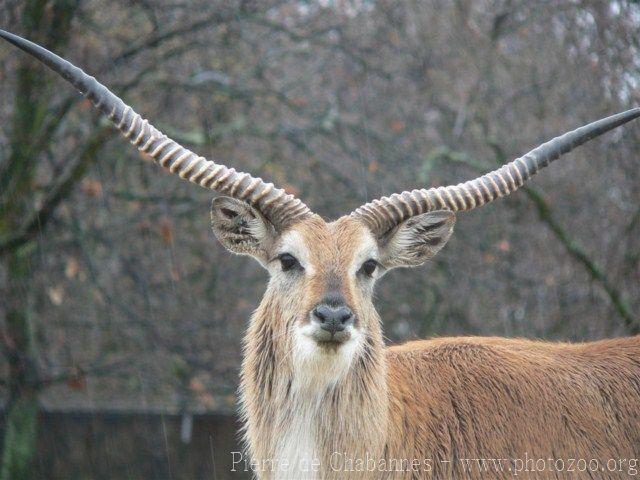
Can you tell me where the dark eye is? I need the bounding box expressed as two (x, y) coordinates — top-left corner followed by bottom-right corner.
(279, 253), (300, 272)
(360, 259), (378, 277)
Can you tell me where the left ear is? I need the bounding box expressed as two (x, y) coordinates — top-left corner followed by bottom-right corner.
(210, 196), (278, 265)
(378, 210), (456, 269)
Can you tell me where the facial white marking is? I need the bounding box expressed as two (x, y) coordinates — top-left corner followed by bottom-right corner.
(292, 322), (364, 391)
(275, 230), (315, 274)
(348, 232), (379, 277)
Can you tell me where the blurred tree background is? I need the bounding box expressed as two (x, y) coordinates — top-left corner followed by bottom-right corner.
(0, 0), (639, 478)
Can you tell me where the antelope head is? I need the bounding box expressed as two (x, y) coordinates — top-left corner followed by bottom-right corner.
(2, 30), (639, 383)
(211, 197), (456, 384)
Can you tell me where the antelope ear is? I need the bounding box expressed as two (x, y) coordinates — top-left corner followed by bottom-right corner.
(210, 196), (277, 265)
(378, 210), (455, 269)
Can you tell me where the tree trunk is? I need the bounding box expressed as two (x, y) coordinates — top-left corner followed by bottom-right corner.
(0, 2), (79, 477)
(0, 396), (39, 480)
(1, 249), (39, 480)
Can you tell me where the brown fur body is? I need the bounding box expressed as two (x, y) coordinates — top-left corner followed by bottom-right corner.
(385, 336), (640, 479)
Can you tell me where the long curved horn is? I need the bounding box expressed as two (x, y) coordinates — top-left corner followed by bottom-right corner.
(0, 29), (311, 230)
(352, 108), (640, 235)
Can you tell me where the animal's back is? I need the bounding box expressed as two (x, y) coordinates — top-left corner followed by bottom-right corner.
(384, 336), (640, 479)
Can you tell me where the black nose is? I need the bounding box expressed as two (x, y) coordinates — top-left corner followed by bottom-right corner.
(313, 305), (355, 335)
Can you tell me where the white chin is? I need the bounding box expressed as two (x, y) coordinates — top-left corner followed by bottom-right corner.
(291, 325), (363, 389)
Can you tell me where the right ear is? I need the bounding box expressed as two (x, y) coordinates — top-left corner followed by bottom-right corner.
(210, 196), (278, 266)
(377, 210), (456, 270)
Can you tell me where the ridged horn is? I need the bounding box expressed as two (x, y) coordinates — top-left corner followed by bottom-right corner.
(0, 29), (311, 230)
(352, 108), (640, 235)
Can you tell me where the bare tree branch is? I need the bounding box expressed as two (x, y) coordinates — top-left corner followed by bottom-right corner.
(430, 145), (639, 334)
(0, 126), (111, 256)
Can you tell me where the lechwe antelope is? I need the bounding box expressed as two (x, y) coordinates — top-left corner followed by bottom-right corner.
(3, 29), (640, 479)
